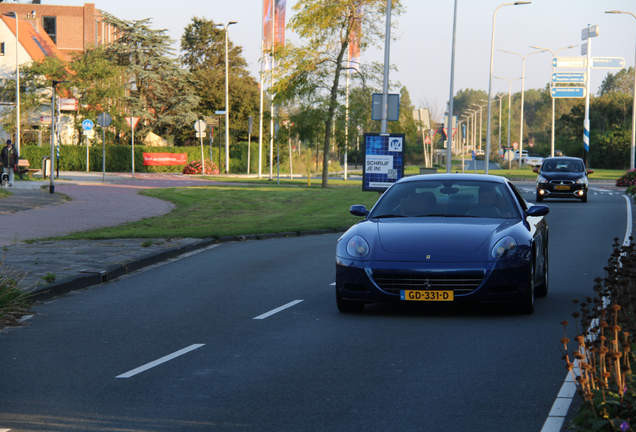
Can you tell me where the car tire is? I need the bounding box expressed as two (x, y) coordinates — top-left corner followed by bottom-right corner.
(581, 191), (588, 203)
(336, 287), (365, 313)
(536, 245), (548, 298)
(536, 191), (543, 202)
(517, 257), (535, 315)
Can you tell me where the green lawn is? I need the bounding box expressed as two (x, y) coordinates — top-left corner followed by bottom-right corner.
(57, 184), (380, 240)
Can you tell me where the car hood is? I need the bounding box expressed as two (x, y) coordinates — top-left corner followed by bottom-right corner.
(377, 218), (507, 255)
(540, 171), (585, 181)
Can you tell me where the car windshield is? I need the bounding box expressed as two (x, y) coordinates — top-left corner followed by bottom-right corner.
(370, 180), (521, 219)
(541, 159), (584, 173)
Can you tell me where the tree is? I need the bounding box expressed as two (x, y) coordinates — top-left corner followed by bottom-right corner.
(181, 17), (260, 148)
(598, 67), (635, 96)
(101, 13), (200, 143)
(272, 0), (404, 187)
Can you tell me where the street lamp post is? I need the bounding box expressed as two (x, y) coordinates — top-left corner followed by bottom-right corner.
(529, 45), (577, 158)
(472, 103), (487, 152)
(486, 1), (531, 174)
(605, 11), (636, 169)
(499, 49), (547, 168)
(494, 76), (523, 153)
(467, 109), (478, 152)
(215, 21), (237, 174)
(9, 12), (20, 154)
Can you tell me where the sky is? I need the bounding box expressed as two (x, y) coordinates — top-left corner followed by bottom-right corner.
(45, 0), (636, 122)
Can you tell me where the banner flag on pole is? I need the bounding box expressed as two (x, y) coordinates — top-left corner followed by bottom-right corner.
(348, 8), (361, 72)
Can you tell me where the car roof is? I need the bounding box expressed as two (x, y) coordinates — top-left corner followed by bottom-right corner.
(542, 156), (583, 162)
(397, 174), (509, 184)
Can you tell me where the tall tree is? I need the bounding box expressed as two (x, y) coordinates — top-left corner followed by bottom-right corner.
(598, 67), (635, 96)
(101, 13), (199, 143)
(181, 17), (259, 145)
(272, 0), (404, 187)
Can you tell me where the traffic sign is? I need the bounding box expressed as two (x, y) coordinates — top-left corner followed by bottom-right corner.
(194, 120), (206, 133)
(551, 72), (586, 83)
(581, 25), (599, 40)
(40, 115), (52, 124)
(81, 119), (94, 131)
(592, 57), (625, 69)
(125, 117), (140, 129)
(59, 98), (78, 111)
(97, 113), (111, 127)
(552, 57), (587, 68)
(196, 132), (206, 138)
(551, 87), (586, 98)
(205, 117), (220, 127)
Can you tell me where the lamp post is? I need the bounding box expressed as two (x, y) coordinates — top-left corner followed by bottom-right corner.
(462, 114), (471, 161)
(472, 103), (487, 152)
(494, 76), (523, 153)
(10, 12), (19, 154)
(499, 49), (547, 168)
(215, 21), (237, 174)
(529, 45), (577, 158)
(490, 95), (504, 156)
(605, 11), (636, 169)
(486, 1), (531, 174)
(467, 109), (478, 152)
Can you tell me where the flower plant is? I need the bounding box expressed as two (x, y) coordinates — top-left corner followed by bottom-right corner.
(182, 160), (220, 175)
(562, 238), (636, 431)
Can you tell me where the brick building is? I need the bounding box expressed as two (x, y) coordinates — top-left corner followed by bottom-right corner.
(0, 2), (117, 61)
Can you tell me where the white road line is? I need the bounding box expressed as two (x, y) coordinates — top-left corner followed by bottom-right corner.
(542, 194), (633, 432)
(253, 300), (304, 320)
(116, 344), (205, 379)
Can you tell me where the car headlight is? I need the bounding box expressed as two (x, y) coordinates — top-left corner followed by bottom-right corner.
(492, 236), (517, 259)
(536, 175), (548, 184)
(346, 235), (370, 258)
(576, 177), (588, 185)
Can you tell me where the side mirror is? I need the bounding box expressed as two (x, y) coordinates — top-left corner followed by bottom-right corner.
(533, 168), (539, 174)
(350, 205), (369, 217)
(526, 205), (549, 217)
(587, 169), (594, 175)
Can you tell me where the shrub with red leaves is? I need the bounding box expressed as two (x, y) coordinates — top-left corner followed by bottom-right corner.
(182, 160), (220, 175)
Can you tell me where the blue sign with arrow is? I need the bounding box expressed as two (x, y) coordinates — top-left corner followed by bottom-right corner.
(81, 119), (94, 131)
(592, 57), (625, 69)
(551, 72), (585, 83)
(551, 87), (586, 98)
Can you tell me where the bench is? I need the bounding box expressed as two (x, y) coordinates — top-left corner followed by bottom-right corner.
(15, 159), (40, 180)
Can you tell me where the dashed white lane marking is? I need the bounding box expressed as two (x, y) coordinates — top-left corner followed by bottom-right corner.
(116, 344), (205, 379)
(253, 300), (304, 320)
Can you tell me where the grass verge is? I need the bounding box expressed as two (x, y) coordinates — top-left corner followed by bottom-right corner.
(0, 258), (33, 328)
(55, 184), (381, 240)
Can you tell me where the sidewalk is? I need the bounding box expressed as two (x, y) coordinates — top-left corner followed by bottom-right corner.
(0, 172), (227, 299)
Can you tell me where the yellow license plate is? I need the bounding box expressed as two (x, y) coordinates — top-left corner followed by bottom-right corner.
(555, 185), (570, 190)
(400, 290), (454, 301)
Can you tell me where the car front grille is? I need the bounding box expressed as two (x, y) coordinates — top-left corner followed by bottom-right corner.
(549, 180), (575, 185)
(372, 273), (484, 295)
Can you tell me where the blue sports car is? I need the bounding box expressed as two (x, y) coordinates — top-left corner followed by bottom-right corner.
(336, 174), (549, 314)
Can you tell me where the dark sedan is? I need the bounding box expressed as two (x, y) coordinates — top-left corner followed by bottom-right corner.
(335, 174), (549, 314)
(533, 156), (593, 202)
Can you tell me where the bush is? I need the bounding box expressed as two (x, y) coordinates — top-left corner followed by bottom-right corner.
(0, 258), (32, 328)
(561, 238), (636, 431)
(182, 160), (220, 175)
(616, 169), (636, 187)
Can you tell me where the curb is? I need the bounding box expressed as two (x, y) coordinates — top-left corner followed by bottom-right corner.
(29, 227), (349, 301)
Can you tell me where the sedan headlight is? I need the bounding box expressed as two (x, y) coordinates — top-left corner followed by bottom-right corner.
(492, 236), (517, 259)
(536, 175), (548, 184)
(346, 235), (370, 258)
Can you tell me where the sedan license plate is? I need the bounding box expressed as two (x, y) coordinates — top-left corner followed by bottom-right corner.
(400, 290), (454, 301)
(555, 185), (570, 190)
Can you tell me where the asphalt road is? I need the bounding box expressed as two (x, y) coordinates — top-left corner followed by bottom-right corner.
(0, 186), (630, 432)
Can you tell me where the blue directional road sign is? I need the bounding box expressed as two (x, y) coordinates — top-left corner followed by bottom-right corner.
(552, 57), (587, 68)
(81, 119), (94, 131)
(551, 87), (586, 98)
(592, 57), (625, 69)
(551, 72), (586, 83)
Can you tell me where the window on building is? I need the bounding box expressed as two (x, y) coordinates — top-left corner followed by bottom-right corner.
(42, 16), (56, 44)
(0, 42), (4, 56)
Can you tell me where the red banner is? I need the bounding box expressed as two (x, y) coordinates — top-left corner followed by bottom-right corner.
(263, 0), (286, 50)
(143, 153), (187, 166)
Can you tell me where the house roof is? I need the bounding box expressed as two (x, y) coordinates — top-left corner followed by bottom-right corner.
(0, 15), (65, 62)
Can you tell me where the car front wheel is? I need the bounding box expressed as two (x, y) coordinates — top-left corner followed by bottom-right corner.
(517, 258), (535, 315)
(536, 190), (543, 202)
(581, 191), (588, 203)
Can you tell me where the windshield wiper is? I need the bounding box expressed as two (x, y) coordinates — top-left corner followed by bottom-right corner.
(373, 214), (406, 219)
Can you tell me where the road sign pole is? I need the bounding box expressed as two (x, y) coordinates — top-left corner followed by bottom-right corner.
(584, 29), (593, 167)
(131, 117), (135, 180)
